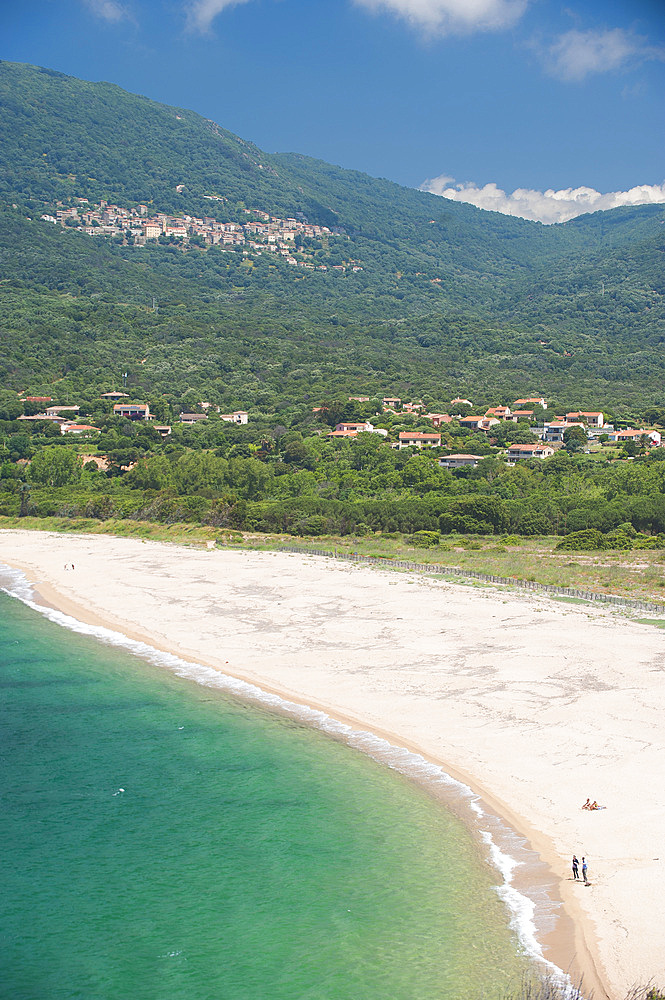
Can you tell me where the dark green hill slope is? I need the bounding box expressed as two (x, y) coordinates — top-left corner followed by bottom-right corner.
(0, 60), (633, 288)
(0, 62), (332, 225)
(0, 60), (664, 407)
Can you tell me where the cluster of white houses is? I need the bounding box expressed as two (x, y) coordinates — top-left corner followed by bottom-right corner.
(41, 199), (361, 272)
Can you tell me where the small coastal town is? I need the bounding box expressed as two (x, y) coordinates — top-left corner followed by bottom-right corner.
(40, 197), (363, 272)
(9, 388), (662, 469)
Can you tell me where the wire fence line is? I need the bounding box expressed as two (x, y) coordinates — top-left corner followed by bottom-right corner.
(275, 544), (665, 615)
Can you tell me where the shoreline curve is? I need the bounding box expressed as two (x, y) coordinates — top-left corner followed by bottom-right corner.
(3, 529), (664, 997)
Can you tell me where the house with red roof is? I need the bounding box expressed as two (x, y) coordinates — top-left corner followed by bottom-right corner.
(328, 428), (358, 439)
(427, 413), (453, 428)
(544, 421), (585, 443)
(220, 411), (249, 425)
(46, 405), (80, 417)
(513, 397), (547, 409)
(180, 413), (208, 424)
(334, 421), (374, 433)
(398, 431), (441, 449)
(485, 406), (512, 419)
(459, 416), (500, 432)
(61, 423), (99, 435)
(608, 429), (661, 446)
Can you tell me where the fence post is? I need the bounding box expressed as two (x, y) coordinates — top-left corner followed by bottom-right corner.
(273, 542), (665, 615)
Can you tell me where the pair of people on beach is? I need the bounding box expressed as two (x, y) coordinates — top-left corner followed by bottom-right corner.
(572, 855), (589, 884)
(582, 798), (604, 811)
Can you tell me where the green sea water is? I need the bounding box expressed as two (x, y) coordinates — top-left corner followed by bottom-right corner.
(0, 589), (529, 999)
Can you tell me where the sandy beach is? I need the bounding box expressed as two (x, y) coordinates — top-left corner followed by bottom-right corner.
(2, 529), (664, 998)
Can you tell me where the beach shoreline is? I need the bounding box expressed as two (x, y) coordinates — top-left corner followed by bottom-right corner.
(2, 530), (665, 997)
(6, 569), (591, 993)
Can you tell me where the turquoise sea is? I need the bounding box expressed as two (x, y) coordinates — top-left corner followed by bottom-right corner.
(0, 581), (534, 1000)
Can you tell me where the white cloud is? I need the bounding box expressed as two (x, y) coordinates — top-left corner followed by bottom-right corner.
(185, 0), (253, 33)
(420, 176), (665, 224)
(545, 28), (665, 81)
(353, 0), (528, 36)
(82, 0), (130, 22)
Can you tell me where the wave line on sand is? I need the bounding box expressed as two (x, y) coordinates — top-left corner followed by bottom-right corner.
(1, 562), (572, 988)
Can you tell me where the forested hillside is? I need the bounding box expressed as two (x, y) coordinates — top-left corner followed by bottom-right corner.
(2, 61), (665, 556)
(1, 59), (664, 408)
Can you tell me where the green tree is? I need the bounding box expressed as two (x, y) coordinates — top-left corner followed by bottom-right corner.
(8, 433), (31, 459)
(283, 438), (308, 465)
(495, 422), (537, 446)
(0, 392), (22, 421)
(28, 446), (81, 487)
(563, 425), (587, 454)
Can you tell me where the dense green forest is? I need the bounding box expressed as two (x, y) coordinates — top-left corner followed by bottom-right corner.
(1, 61), (665, 545)
(1, 61), (665, 407)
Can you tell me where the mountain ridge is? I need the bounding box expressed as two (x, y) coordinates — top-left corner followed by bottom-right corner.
(0, 60), (664, 407)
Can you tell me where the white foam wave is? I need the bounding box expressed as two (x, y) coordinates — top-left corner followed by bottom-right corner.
(481, 830), (563, 977)
(0, 561), (570, 985)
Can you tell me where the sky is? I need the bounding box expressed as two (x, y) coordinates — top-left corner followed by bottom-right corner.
(2, 0), (664, 222)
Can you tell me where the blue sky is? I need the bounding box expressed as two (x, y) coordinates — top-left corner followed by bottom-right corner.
(2, 0), (664, 221)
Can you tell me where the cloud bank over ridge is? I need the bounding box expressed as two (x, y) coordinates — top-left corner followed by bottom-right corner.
(419, 176), (665, 224)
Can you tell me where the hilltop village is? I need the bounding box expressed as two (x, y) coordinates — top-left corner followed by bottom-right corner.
(40, 198), (363, 272)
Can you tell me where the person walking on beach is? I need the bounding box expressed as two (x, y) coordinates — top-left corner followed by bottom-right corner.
(582, 857), (589, 884)
(572, 855), (579, 880)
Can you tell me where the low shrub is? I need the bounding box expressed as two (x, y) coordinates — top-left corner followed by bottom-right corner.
(556, 529), (605, 551)
(409, 530), (440, 548)
(558, 528), (665, 552)
(633, 536), (665, 550)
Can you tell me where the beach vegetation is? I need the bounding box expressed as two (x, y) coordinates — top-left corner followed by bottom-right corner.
(556, 529), (665, 552)
(4, 515), (665, 603)
(408, 530), (440, 547)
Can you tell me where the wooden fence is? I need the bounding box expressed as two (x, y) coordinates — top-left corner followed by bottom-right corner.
(275, 544), (665, 615)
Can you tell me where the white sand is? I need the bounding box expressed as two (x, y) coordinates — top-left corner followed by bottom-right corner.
(2, 529), (665, 998)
